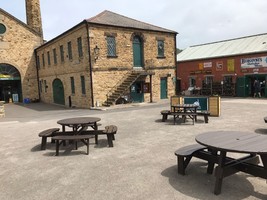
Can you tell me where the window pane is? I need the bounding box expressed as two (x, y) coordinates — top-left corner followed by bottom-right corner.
(60, 45), (64, 62)
(107, 36), (116, 56)
(81, 76), (85, 94)
(47, 51), (51, 66)
(70, 77), (75, 94)
(68, 41), (73, 60)
(53, 48), (57, 64)
(157, 40), (164, 57)
(77, 37), (83, 57)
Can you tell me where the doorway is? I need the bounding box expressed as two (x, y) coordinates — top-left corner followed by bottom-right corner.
(52, 78), (65, 105)
(130, 82), (144, 102)
(133, 35), (143, 68)
(160, 77), (168, 99)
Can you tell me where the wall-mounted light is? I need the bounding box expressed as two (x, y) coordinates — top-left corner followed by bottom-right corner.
(94, 45), (100, 61)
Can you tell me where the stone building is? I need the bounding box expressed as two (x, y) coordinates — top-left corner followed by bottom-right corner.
(1, 0), (177, 108)
(0, 0), (43, 103)
(36, 10), (177, 108)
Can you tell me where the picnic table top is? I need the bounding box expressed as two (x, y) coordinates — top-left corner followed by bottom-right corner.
(195, 131), (267, 154)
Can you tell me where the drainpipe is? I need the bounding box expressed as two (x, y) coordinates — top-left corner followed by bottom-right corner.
(174, 33), (178, 95)
(85, 21), (94, 107)
(34, 49), (41, 101)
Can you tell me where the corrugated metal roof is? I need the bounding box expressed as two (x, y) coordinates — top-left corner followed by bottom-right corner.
(87, 10), (177, 34)
(177, 33), (267, 62)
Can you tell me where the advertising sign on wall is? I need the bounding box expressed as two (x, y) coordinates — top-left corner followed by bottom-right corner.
(227, 59), (235, 72)
(216, 61), (223, 71)
(241, 56), (267, 68)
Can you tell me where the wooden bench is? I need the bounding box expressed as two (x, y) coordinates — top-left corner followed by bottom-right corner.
(196, 111), (210, 123)
(174, 143), (207, 175)
(38, 128), (60, 150)
(170, 112), (197, 125)
(82, 125), (118, 147)
(52, 135), (93, 156)
(160, 110), (171, 122)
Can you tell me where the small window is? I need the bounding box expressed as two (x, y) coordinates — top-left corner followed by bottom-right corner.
(53, 48), (57, 64)
(0, 23), (7, 34)
(67, 41), (73, 60)
(77, 37), (83, 58)
(39, 80), (42, 93)
(81, 76), (86, 95)
(107, 36), (116, 57)
(70, 77), (75, 94)
(37, 55), (40, 70)
(60, 45), (64, 62)
(47, 51), (51, 66)
(42, 53), (45, 68)
(157, 40), (165, 57)
(44, 80), (47, 92)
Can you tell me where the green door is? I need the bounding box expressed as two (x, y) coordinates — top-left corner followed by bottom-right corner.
(236, 76), (250, 97)
(133, 36), (143, 68)
(53, 78), (65, 105)
(130, 82), (144, 102)
(160, 78), (168, 99)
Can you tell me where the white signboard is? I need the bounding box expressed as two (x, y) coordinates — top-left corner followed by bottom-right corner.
(241, 56), (267, 68)
(204, 62), (212, 68)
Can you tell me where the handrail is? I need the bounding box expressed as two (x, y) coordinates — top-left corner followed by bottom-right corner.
(106, 70), (133, 99)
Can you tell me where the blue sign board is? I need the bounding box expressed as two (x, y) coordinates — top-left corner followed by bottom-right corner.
(184, 97), (208, 111)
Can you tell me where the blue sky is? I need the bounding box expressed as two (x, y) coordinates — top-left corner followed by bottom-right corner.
(1, 0), (267, 49)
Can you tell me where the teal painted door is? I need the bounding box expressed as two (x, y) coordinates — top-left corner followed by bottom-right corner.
(236, 76), (250, 97)
(130, 82), (144, 102)
(160, 78), (168, 99)
(133, 36), (143, 68)
(53, 79), (65, 105)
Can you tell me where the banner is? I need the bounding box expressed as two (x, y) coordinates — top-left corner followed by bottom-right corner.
(241, 56), (267, 68)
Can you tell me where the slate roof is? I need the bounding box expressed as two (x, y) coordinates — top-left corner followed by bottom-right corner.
(177, 33), (267, 62)
(86, 10), (177, 34)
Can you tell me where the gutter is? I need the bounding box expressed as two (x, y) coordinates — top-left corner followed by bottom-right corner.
(34, 49), (41, 101)
(85, 20), (95, 107)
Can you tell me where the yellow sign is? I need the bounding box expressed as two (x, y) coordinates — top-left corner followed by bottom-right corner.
(198, 63), (204, 70)
(227, 59), (235, 72)
(0, 74), (11, 78)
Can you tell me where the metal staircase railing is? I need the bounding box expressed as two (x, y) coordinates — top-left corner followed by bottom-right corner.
(103, 71), (143, 106)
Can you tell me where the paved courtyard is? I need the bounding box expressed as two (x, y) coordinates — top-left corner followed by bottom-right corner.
(0, 98), (267, 200)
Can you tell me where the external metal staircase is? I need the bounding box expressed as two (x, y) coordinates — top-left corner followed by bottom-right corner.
(103, 71), (143, 106)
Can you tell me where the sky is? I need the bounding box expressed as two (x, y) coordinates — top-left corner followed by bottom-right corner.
(1, 0), (267, 50)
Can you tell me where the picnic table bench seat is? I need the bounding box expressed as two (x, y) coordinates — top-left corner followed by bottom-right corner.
(38, 128), (60, 150)
(81, 125), (118, 147)
(174, 143), (207, 175)
(52, 135), (93, 156)
(160, 110), (171, 122)
(170, 112), (197, 125)
(196, 111), (210, 123)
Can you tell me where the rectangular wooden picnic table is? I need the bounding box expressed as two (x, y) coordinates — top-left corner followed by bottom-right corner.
(194, 131), (267, 195)
(171, 104), (198, 124)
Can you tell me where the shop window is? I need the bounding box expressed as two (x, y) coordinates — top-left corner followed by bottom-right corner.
(189, 77), (196, 87)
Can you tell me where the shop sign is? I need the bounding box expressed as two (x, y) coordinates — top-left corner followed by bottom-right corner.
(204, 62), (212, 68)
(195, 70), (202, 74)
(241, 56), (267, 68)
(205, 70), (212, 74)
(241, 69), (248, 73)
(227, 59), (235, 72)
(198, 63), (204, 70)
(216, 61), (223, 71)
(190, 71), (195, 75)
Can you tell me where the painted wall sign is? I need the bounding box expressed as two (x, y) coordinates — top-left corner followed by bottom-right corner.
(204, 62), (212, 68)
(216, 61), (223, 71)
(241, 56), (267, 68)
(227, 59), (235, 72)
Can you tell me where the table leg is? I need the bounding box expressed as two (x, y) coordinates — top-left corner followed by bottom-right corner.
(207, 149), (217, 174)
(94, 122), (98, 144)
(214, 151), (227, 195)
